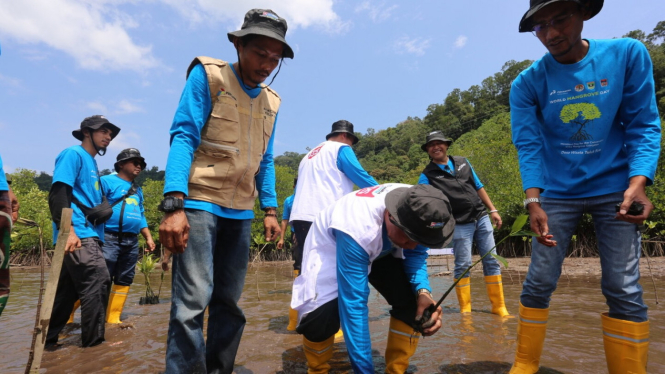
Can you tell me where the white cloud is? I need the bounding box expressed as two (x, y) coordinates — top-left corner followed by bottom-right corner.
(109, 130), (141, 152)
(454, 35), (468, 49)
(394, 36), (431, 56)
(86, 101), (109, 113)
(355, 1), (398, 23)
(0, 0), (159, 72)
(116, 99), (144, 114)
(162, 0), (346, 33)
(0, 74), (23, 88)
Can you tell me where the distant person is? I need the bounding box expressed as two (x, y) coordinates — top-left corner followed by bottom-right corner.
(418, 131), (509, 317)
(292, 184), (453, 373)
(290, 120), (378, 262)
(158, 9), (293, 373)
(276, 177), (299, 331)
(509, 1), (661, 373)
(0, 155), (15, 316)
(101, 148), (155, 323)
(46, 115), (120, 347)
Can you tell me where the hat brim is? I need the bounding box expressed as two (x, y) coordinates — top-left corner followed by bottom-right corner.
(421, 139), (452, 152)
(326, 131), (359, 145)
(228, 27), (294, 59)
(114, 157), (146, 172)
(519, 0), (603, 33)
(385, 188), (454, 248)
(72, 122), (121, 141)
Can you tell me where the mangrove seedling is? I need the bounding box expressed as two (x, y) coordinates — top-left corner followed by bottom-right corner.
(414, 214), (538, 333)
(137, 252), (159, 305)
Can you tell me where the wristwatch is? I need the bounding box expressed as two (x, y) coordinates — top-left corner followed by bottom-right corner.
(158, 196), (184, 212)
(416, 288), (432, 298)
(523, 197), (541, 209)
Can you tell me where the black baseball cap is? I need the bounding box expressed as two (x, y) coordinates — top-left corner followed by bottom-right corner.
(421, 131), (452, 151)
(228, 9), (294, 59)
(519, 0), (604, 33)
(72, 115), (120, 141)
(114, 148), (146, 172)
(385, 185), (455, 248)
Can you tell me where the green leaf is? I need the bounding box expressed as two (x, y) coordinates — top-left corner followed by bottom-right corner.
(491, 252), (509, 268)
(510, 230), (539, 237)
(511, 214), (529, 233)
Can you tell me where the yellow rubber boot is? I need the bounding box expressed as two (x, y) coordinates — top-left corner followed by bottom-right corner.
(287, 270), (300, 331)
(385, 317), (420, 374)
(303, 335), (334, 374)
(106, 284), (130, 324)
(601, 312), (649, 374)
(485, 274), (510, 317)
(334, 328), (344, 341)
(509, 302), (549, 374)
(67, 299), (81, 324)
(454, 277), (472, 313)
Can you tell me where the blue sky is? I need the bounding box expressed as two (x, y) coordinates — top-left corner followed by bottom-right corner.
(1, 0), (663, 174)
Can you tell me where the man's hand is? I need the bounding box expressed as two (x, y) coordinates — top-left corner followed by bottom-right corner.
(528, 204), (557, 247)
(617, 176), (653, 224)
(8, 187), (19, 223)
(161, 249), (172, 272)
(264, 216), (281, 242)
(276, 238), (285, 250)
(490, 211), (502, 229)
(65, 227), (82, 254)
(415, 293), (442, 336)
(159, 209), (190, 254)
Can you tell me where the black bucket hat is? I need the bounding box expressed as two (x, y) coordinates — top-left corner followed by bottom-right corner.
(519, 0), (604, 33)
(227, 9), (294, 59)
(114, 148), (146, 172)
(421, 130), (452, 151)
(326, 120), (359, 145)
(385, 184), (455, 248)
(72, 115), (120, 141)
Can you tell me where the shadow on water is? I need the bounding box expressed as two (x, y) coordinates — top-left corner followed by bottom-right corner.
(2, 262), (665, 373)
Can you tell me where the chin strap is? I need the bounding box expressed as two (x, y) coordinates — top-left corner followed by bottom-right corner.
(86, 129), (106, 156)
(235, 50), (283, 90)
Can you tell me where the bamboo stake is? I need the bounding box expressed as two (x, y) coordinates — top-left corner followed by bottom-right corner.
(26, 208), (72, 374)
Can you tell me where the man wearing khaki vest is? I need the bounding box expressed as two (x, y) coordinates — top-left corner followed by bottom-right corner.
(158, 9), (293, 373)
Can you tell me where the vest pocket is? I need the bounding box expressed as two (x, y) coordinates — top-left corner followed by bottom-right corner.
(204, 99), (240, 143)
(189, 144), (237, 190)
(262, 116), (275, 152)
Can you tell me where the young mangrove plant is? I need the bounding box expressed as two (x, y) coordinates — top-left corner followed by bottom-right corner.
(137, 252), (159, 305)
(414, 214), (537, 333)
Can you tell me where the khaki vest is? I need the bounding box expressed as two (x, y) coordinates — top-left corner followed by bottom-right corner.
(186, 57), (281, 210)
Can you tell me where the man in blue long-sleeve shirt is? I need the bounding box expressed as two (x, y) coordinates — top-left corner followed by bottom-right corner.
(158, 9), (294, 373)
(292, 184), (453, 373)
(509, 1), (661, 373)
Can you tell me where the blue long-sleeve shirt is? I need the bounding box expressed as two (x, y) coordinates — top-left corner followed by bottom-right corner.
(337, 146), (378, 188)
(164, 63), (278, 219)
(335, 227), (429, 373)
(511, 38), (661, 198)
(418, 158), (483, 190)
(0, 155), (8, 192)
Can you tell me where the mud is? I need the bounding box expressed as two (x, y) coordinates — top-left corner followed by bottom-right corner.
(2, 258), (664, 373)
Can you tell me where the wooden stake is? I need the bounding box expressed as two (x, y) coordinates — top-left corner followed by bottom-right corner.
(26, 208), (72, 374)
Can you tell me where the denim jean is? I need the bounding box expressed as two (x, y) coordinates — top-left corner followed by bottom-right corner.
(165, 209), (252, 374)
(521, 192), (647, 322)
(452, 215), (501, 279)
(102, 232), (139, 286)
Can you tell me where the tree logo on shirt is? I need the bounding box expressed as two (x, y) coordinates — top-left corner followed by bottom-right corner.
(560, 103), (602, 141)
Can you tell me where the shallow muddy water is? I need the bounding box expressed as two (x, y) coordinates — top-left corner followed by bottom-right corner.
(2, 260), (664, 373)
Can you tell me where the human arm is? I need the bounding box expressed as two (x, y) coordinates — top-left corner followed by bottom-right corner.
(48, 182), (81, 253)
(277, 220), (289, 250)
(140, 227), (156, 252)
(159, 64), (209, 253)
(524, 187), (556, 247)
(476, 188), (502, 229)
(337, 146), (378, 188)
(417, 173), (430, 185)
(0, 191), (10, 239)
(616, 41), (661, 224)
(7, 187), (18, 223)
(403, 244), (442, 335)
(335, 230), (375, 372)
(256, 113), (280, 241)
